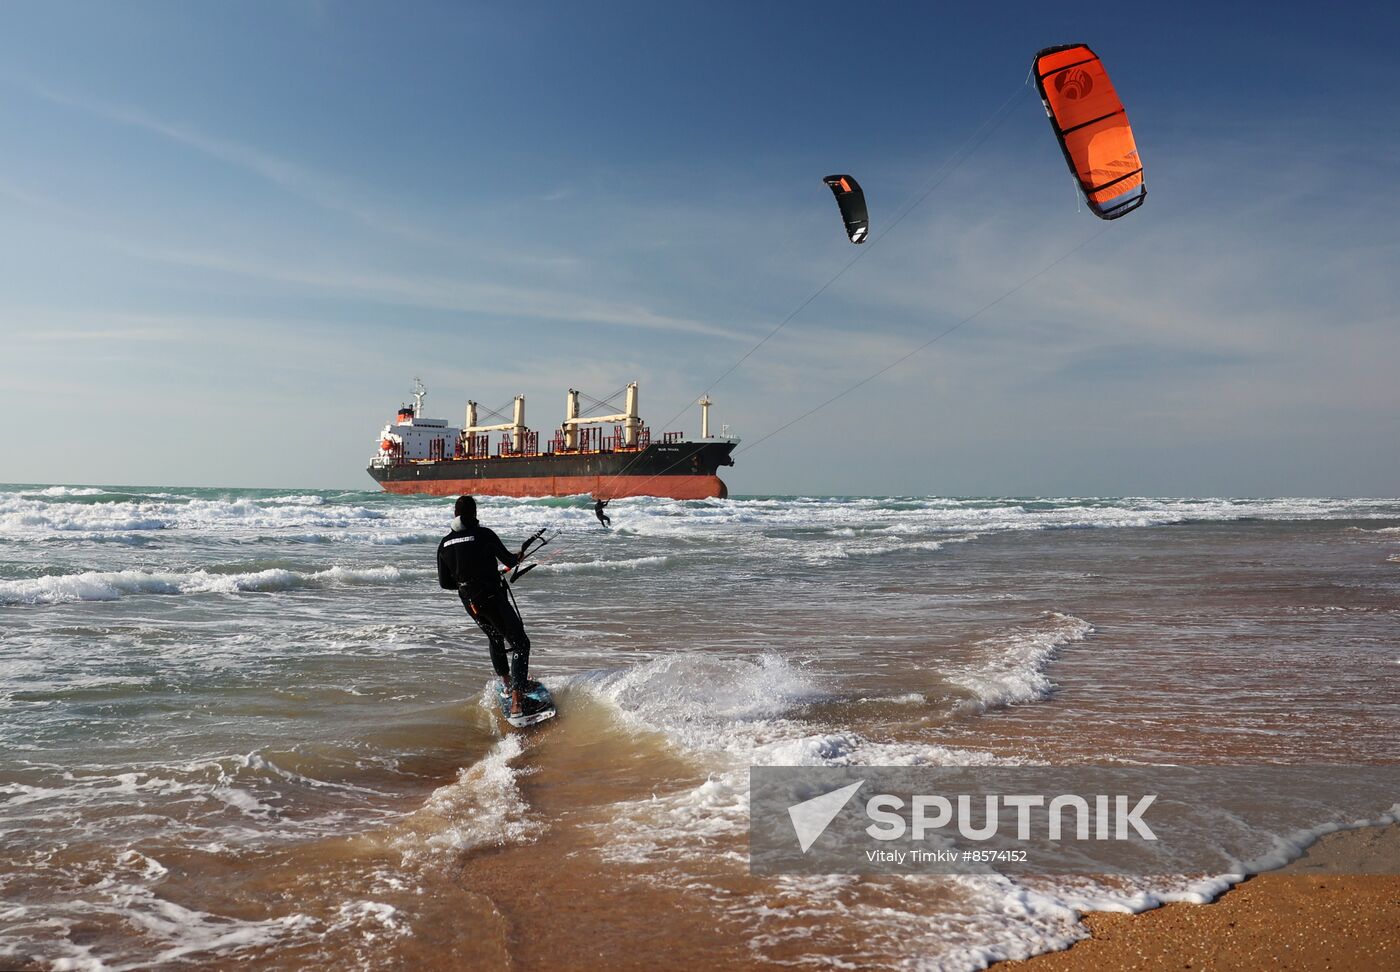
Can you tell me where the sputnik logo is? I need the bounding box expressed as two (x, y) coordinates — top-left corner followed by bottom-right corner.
(788, 780), (865, 853)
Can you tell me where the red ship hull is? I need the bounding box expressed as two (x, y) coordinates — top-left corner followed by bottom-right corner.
(377, 473), (728, 500)
(369, 439), (736, 500)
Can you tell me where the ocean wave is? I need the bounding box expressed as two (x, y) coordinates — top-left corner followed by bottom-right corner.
(565, 652), (826, 742)
(0, 878), (317, 971)
(0, 530), (160, 547)
(545, 554), (672, 574)
(555, 496), (1400, 551)
(0, 565), (404, 606)
(4, 485), (1398, 972)
(567, 652), (1042, 770)
(250, 494), (327, 506)
(391, 734), (541, 861)
(0, 750), (399, 853)
(0, 491), (391, 539)
(279, 531), (439, 546)
(944, 612), (1094, 713)
(4, 489), (1400, 553)
(21, 485), (111, 497)
(580, 645), (1393, 972)
(798, 537), (949, 563)
(0, 507), (173, 532)
(567, 653), (1018, 873)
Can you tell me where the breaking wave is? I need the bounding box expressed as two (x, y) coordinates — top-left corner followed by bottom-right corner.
(391, 733), (540, 861)
(564, 653), (1017, 872)
(944, 612), (1094, 712)
(544, 554), (672, 574)
(0, 565), (404, 606)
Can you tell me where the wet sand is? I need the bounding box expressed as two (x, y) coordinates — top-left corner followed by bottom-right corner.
(1000, 825), (1400, 971)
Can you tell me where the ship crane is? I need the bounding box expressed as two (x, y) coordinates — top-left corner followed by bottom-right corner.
(464, 396), (528, 454)
(562, 382), (641, 450)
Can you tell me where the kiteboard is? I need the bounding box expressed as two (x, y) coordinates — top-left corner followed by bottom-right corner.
(495, 680), (557, 729)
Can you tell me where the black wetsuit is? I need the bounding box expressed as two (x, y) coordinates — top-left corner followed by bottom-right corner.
(436, 519), (530, 685)
(594, 499), (611, 527)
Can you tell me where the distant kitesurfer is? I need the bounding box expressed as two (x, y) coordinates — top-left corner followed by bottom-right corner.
(594, 498), (611, 527)
(437, 495), (531, 715)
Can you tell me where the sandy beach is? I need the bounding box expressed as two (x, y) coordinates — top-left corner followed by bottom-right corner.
(1000, 824), (1400, 971)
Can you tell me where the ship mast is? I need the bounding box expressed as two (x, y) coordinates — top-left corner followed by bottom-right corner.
(411, 378), (426, 417)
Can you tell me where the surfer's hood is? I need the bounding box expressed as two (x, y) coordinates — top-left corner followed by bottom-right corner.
(451, 516), (477, 532)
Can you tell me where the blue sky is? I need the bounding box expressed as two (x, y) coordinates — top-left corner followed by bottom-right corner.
(1, 2), (1397, 494)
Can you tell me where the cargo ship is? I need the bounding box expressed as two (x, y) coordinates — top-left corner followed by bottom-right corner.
(367, 380), (738, 499)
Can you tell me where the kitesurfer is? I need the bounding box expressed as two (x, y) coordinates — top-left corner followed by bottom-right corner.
(594, 498), (611, 527)
(437, 495), (531, 715)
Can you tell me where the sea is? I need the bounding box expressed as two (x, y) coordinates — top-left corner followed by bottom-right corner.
(2, 484), (1398, 970)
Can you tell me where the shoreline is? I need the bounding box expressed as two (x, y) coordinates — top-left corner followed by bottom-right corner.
(997, 824), (1400, 971)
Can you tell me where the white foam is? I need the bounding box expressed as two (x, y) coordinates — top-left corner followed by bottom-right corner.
(945, 613), (1093, 712)
(251, 494), (326, 506)
(0, 491), (391, 540)
(5, 490), (1400, 558)
(394, 732), (540, 861)
(589, 496), (1400, 545)
(209, 784), (275, 818)
(0, 751), (402, 854)
(545, 554), (672, 573)
(1, 878), (316, 970)
(567, 653), (1019, 870)
(115, 850), (169, 882)
(22, 486), (109, 497)
(567, 652), (824, 741)
(281, 530), (439, 546)
(885, 692), (927, 705)
(0, 565), (404, 605)
(136, 896), (315, 966)
(569, 653), (1034, 771)
(328, 900), (407, 943)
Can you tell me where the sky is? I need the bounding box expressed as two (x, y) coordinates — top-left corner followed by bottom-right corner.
(1, 1), (1397, 496)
